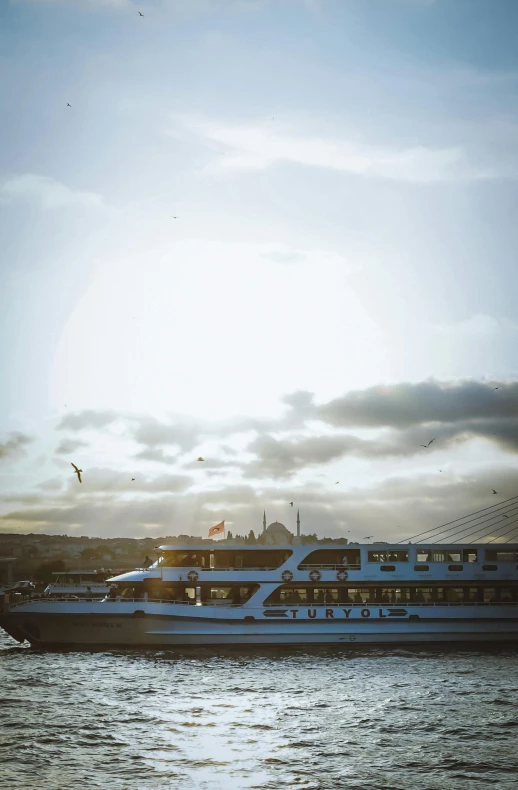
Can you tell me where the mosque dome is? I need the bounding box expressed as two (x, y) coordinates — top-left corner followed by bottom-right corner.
(265, 521), (292, 544)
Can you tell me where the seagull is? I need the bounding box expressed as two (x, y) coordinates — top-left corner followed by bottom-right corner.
(138, 11), (144, 16)
(171, 216), (178, 219)
(71, 462), (82, 484)
(438, 469), (444, 472)
(197, 457), (205, 462)
(289, 501), (294, 507)
(492, 387), (499, 391)
(363, 535), (373, 540)
(67, 103), (72, 107)
(420, 439), (435, 448)
(131, 478), (135, 481)
(335, 481), (339, 484)
(492, 489), (498, 495)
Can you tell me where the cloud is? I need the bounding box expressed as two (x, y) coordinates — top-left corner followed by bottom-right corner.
(132, 417), (201, 452)
(3, 465), (518, 542)
(243, 432), (415, 479)
(55, 438), (90, 456)
(134, 448), (179, 465)
(0, 175), (104, 210)
(172, 115), (482, 183)
(58, 410), (121, 431)
(0, 433), (33, 462)
(318, 380), (518, 429)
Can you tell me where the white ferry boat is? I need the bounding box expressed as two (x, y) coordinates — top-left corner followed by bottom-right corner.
(1, 520), (517, 648)
(43, 571), (112, 599)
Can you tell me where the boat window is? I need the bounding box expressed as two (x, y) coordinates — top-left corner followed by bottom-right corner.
(368, 551), (408, 563)
(298, 549), (361, 569)
(213, 550), (292, 569)
(160, 549), (292, 569)
(278, 587), (309, 604)
(345, 588), (377, 604)
(380, 565), (396, 572)
(499, 588), (516, 602)
(444, 587), (463, 602)
(199, 584), (258, 604)
(462, 550), (478, 563)
(485, 550), (518, 562)
(413, 587), (444, 603)
(483, 588), (496, 603)
(432, 552), (446, 562)
(209, 587), (234, 600)
(416, 550), (430, 562)
(414, 565), (429, 571)
(482, 564), (497, 571)
(380, 588), (399, 603)
(426, 551), (462, 563)
(448, 565), (464, 572)
(161, 551), (209, 568)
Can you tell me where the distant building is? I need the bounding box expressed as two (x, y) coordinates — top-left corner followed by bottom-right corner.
(263, 521), (293, 546)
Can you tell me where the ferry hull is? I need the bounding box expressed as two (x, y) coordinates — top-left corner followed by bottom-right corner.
(2, 609), (517, 648)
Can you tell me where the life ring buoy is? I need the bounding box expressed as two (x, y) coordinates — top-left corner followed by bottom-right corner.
(187, 570), (199, 583)
(281, 570), (293, 582)
(309, 569), (321, 582)
(336, 568), (348, 582)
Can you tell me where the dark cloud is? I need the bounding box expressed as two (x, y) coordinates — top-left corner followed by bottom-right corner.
(318, 380), (518, 429)
(58, 410), (120, 431)
(0, 432), (33, 461)
(55, 438), (89, 455)
(243, 432), (416, 479)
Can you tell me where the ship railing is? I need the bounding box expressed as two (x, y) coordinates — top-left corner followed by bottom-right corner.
(7, 596), (247, 608)
(263, 600), (517, 606)
(297, 563), (362, 570)
(159, 566), (280, 571)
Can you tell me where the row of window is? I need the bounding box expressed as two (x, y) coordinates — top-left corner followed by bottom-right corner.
(114, 583), (258, 604)
(265, 585), (518, 605)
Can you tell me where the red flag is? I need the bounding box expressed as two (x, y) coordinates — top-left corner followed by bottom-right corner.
(208, 521), (225, 537)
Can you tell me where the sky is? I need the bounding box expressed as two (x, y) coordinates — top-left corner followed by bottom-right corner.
(1, 0), (518, 542)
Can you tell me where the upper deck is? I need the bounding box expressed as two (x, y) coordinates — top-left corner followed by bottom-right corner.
(109, 542), (518, 585)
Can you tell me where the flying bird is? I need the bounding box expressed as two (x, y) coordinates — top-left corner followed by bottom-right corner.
(66, 103), (72, 107)
(492, 489), (498, 495)
(171, 216), (178, 219)
(197, 457), (205, 462)
(71, 462), (82, 484)
(420, 439), (435, 448)
(363, 535), (373, 540)
(492, 387), (499, 391)
(438, 469), (444, 472)
(138, 11), (144, 16)
(335, 481), (339, 484)
(131, 478), (135, 481)
(289, 501), (294, 507)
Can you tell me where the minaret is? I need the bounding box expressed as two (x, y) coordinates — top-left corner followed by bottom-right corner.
(263, 510), (266, 534)
(296, 509), (300, 537)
